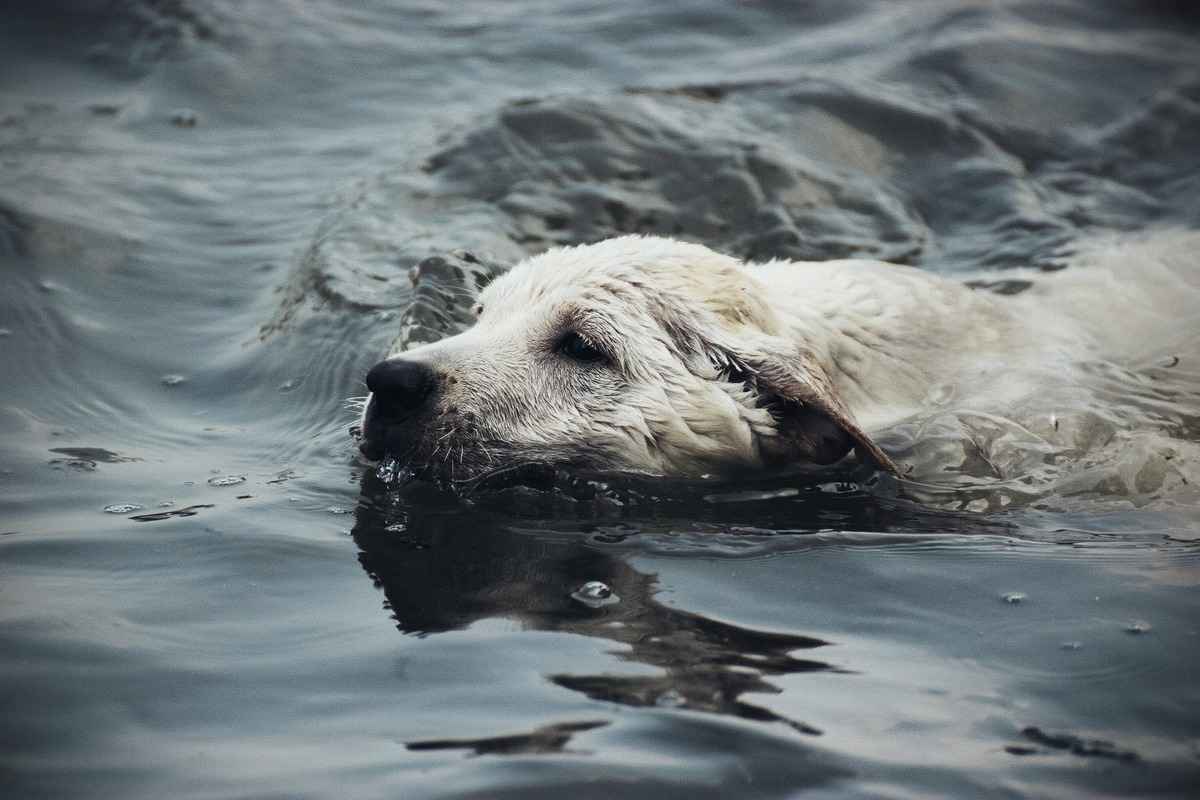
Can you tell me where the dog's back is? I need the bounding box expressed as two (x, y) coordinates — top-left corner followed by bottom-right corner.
(766, 229), (1200, 503)
(751, 229), (1200, 433)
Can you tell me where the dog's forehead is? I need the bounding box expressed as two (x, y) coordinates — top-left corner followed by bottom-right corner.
(480, 235), (739, 310)
(477, 236), (781, 338)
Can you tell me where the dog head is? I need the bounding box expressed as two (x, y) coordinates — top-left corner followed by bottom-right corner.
(357, 236), (896, 483)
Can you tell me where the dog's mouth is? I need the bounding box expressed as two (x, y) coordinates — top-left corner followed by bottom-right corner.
(354, 418), (553, 491)
(367, 451), (566, 497)
(353, 418), (617, 497)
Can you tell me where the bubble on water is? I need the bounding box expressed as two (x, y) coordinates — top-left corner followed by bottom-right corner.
(103, 503), (143, 514)
(160, 374), (186, 387)
(1124, 620), (1152, 635)
(1002, 592), (1027, 604)
(207, 475), (246, 487)
(571, 581), (619, 608)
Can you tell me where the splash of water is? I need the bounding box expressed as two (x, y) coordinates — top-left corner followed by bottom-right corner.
(375, 456), (416, 487)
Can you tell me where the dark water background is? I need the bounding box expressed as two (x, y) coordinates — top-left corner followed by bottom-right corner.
(2, 2), (1200, 797)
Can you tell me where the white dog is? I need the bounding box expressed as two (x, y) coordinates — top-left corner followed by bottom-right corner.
(357, 233), (1199, 488)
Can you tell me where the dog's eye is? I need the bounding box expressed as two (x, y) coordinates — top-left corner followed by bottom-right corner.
(557, 331), (606, 363)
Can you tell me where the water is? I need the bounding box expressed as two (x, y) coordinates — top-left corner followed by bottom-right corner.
(2, 2), (1199, 797)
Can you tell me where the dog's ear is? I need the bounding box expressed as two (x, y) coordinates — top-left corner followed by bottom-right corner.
(733, 341), (900, 474)
(643, 266), (898, 474)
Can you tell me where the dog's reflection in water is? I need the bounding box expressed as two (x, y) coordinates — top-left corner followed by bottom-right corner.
(350, 471), (836, 752)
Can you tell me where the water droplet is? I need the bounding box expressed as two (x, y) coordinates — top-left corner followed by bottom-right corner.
(103, 503), (143, 514)
(376, 458), (398, 482)
(571, 581), (619, 608)
(160, 374), (186, 387)
(1002, 592), (1027, 604)
(375, 457), (415, 486)
(1124, 620), (1152, 635)
(207, 475), (246, 487)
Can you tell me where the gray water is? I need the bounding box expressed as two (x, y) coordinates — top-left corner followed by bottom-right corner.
(2, 2), (1199, 798)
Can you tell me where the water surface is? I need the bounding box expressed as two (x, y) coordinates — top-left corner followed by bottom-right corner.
(2, 2), (1199, 798)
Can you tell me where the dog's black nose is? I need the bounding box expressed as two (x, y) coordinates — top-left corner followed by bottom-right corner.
(365, 358), (435, 416)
